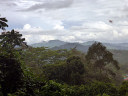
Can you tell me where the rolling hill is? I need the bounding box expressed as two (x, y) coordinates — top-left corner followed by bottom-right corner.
(30, 40), (128, 66)
(30, 40), (128, 50)
(52, 43), (90, 52)
(31, 40), (66, 48)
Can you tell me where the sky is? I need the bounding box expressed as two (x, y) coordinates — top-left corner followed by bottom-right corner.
(0, 0), (128, 44)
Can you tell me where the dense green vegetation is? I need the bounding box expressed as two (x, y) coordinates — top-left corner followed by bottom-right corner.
(0, 16), (128, 96)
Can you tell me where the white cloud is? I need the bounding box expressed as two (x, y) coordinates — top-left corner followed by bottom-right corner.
(20, 0), (74, 11)
(14, 19), (128, 44)
(23, 24), (31, 30)
(23, 35), (55, 44)
(61, 35), (75, 42)
(1, 0), (128, 44)
(53, 24), (64, 30)
(83, 21), (113, 30)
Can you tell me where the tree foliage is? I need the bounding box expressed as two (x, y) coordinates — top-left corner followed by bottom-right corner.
(86, 42), (120, 82)
(0, 29), (26, 51)
(0, 49), (24, 96)
(119, 81), (128, 96)
(42, 56), (85, 85)
(0, 17), (26, 96)
(0, 16), (8, 30)
(65, 56), (85, 85)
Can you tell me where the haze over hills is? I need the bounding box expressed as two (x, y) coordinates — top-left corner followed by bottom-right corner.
(52, 43), (90, 52)
(31, 40), (66, 48)
(31, 40), (128, 51)
(30, 40), (128, 65)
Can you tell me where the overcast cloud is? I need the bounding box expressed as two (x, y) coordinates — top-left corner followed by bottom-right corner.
(20, 0), (74, 11)
(0, 0), (128, 44)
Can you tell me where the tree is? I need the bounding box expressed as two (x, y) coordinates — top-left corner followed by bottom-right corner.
(65, 56), (85, 85)
(0, 29), (27, 51)
(0, 49), (24, 96)
(70, 47), (86, 65)
(86, 42), (120, 81)
(0, 16), (8, 30)
(0, 29), (26, 96)
(42, 56), (85, 85)
(119, 81), (128, 96)
(0, 16), (25, 96)
(23, 48), (70, 76)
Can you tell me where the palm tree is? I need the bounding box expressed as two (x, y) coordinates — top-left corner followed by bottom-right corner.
(0, 15), (27, 50)
(0, 16), (8, 30)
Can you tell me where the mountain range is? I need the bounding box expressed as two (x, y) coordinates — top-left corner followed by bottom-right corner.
(30, 40), (128, 73)
(30, 40), (128, 65)
(30, 40), (128, 51)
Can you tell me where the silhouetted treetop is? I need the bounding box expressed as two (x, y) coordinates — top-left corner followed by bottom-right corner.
(0, 29), (27, 50)
(0, 16), (8, 30)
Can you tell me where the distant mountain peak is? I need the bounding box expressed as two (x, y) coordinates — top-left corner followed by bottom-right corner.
(48, 40), (65, 43)
(30, 39), (128, 50)
(31, 40), (66, 48)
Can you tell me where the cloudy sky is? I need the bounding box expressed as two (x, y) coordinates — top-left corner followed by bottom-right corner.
(0, 0), (128, 44)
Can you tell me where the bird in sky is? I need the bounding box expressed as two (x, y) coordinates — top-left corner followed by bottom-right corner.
(109, 20), (113, 23)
